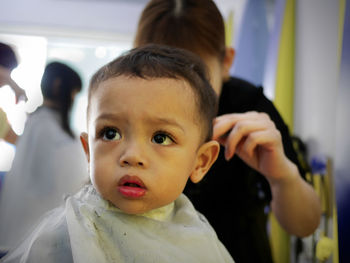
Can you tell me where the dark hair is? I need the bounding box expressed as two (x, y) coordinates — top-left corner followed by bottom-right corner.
(41, 62), (82, 138)
(134, 0), (226, 61)
(89, 44), (218, 142)
(0, 42), (18, 70)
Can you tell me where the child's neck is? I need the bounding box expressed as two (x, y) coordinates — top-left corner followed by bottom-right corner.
(138, 202), (175, 222)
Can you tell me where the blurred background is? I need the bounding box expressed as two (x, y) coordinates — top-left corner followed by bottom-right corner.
(0, 0), (349, 262)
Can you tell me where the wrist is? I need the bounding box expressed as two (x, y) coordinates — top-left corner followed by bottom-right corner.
(267, 158), (299, 189)
(8, 78), (20, 90)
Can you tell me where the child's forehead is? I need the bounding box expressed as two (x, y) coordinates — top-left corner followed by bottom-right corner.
(89, 75), (199, 119)
(93, 75), (196, 100)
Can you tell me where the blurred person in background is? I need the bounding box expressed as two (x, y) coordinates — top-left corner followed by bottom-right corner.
(0, 42), (27, 144)
(134, 0), (321, 262)
(0, 62), (88, 254)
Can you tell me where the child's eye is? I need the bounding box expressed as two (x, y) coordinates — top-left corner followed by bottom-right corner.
(152, 133), (174, 145)
(101, 127), (121, 141)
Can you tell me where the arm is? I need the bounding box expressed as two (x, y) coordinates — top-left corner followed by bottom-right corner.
(213, 112), (321, 237)
(0, 108), (18, 144)
(8, 78), (28, 103)
(3, 125), (18, 144)
(269, 160), (321, 236)
(0, 65), (27, 103)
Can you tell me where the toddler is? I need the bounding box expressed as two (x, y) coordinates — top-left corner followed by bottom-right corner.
(1, 44), (234, 263)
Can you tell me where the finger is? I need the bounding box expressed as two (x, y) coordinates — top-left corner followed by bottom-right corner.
(240, 129), (282, 159)
(215, 135), (227, 146)
(19, 94), (28, 103)
(214, 111), (262, 123)
(213, 118), (236, 141)
(224, 119), (272, 160)
(213, 113), (253, 140)
(213, 112), (270, 140)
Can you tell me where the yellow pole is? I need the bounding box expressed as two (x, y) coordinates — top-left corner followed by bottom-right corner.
(273, 0), (295, 130)
(270, 0), (295, 262)
(332, 0), (346, 262)
(225, 10), (234, 47)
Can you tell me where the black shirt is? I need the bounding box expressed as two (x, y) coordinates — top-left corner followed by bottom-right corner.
(184, 77), (304, 263)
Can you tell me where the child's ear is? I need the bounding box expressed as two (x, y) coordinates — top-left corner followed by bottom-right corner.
(190, 140), (220, 183)
(80, 132), (90, 163)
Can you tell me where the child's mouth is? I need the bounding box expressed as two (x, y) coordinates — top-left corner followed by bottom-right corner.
(118, 176), (147, 198)
(124, 182), (141, 187)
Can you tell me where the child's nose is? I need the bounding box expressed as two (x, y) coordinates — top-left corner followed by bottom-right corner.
(120, 158), (145, 167)
(119, 141), (147, 168)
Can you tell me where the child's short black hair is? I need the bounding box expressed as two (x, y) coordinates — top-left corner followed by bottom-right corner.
(89, 44), (218, 142)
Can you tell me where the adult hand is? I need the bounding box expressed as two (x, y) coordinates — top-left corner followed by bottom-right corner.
(212, 111), (292, 182)
(11, 80), (28, 104)
(213, 111), (322, 236)
(0, 65), (27, 103)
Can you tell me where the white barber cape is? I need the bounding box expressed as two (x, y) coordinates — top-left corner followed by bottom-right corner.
(2, 185), (235, 263)
(0, 106), (88, 251)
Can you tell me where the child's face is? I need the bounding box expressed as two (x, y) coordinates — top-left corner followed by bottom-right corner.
(82, 76), (210, 214)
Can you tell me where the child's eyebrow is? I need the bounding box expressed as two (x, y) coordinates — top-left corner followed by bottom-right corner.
(94, 113), (123, 124)
(94, 114), (185, 133)
(148, 117), (185, 133)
